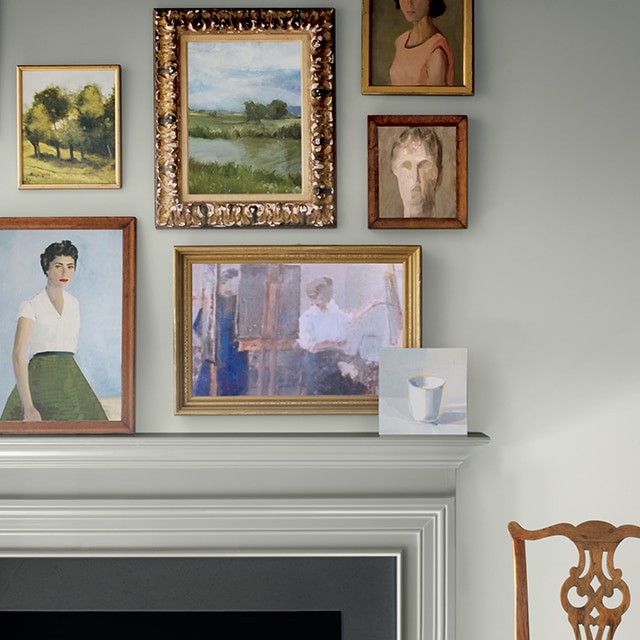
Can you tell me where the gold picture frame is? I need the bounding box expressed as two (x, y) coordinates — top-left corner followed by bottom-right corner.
(175, 245), (421, 416)
(17, 65), (121, 189)
(362, 0), (473, 95)
(368, 115), (468, 229)
(0, 216), (136, 434)
(154, 8), (336, 228)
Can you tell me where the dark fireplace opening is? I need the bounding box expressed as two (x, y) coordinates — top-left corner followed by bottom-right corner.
(0, 611), (342, 639)
(0, 556), (396, 640)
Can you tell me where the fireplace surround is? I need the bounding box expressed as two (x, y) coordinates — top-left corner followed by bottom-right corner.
(0, 433), (489, 640)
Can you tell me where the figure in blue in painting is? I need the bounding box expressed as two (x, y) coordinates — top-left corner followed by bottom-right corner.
(193, 266), (249, 397)
(192, 299), (214, 396)
(1, 240), (108, 422)
(214, 268), (248, 396)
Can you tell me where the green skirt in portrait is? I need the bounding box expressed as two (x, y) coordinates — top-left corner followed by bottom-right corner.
(1, 352), (108, 421)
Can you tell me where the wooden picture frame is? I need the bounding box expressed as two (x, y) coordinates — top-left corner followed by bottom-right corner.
(368, 115), (467, 229)
(17, 65), (121, 189)
(174, 245), (421, 416)
(362, 0), (473, 95)
(0, 217), (136, 434)
(154, 8), (336, 228)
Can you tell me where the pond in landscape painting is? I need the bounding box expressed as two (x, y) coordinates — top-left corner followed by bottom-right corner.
(188, 136), (301, 179)
(186, 38), (304, 196)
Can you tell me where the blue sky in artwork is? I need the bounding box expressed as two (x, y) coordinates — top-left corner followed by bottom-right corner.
(187, 40), (302, 113)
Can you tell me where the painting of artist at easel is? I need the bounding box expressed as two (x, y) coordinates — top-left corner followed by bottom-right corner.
(191, 261), (404, 398)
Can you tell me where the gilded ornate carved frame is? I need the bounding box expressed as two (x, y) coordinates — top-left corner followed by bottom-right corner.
(154, 8), (336, 228)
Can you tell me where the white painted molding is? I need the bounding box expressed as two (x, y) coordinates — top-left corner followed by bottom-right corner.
(0, 497), (453, 640)
(0, 435), (488, 639)
(0, 433), (490, 469)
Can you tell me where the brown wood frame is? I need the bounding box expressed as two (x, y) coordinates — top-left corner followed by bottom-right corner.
(174, 245), (421, 417)
(153, 8), (336, 229)
(0, 217), (136, 434)
(362, 0), (473, 95)
(368, 115), (467, 229)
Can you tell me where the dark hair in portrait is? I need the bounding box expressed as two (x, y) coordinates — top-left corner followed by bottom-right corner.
(393, 0), (446, 19)
(40, 240), (78, 275)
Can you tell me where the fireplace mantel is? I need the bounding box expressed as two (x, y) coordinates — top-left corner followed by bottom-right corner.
(0, 432), (488, 497)
(0, 432), (489, 640)
(0, 432), (489, 467)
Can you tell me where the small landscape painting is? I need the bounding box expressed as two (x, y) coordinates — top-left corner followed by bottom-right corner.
(17, 65), (121, 189)
(379, 347), (467, 435)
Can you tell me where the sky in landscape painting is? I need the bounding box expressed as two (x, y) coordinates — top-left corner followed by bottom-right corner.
(188, 40), (302, 114)
(21, 69), (115, 107)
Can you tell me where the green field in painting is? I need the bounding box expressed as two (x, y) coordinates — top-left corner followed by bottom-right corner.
(188, 157), (302, 195)
(22, 140), (115, 186)
(187, 111), (302, 195)
(188, 111), (301, 139)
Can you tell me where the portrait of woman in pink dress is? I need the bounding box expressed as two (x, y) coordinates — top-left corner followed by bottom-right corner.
(389, 0), (454, 86)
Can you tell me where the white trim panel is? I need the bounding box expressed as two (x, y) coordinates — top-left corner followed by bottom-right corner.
(0, 497), (453, 640)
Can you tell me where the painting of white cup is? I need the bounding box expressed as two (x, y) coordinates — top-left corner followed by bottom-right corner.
(407, 374), (446, 422)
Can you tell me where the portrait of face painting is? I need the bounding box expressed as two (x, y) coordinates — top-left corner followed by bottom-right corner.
(191, 262), (404, 398)
(0, 229), (123, 423)
(378, 125), (457, 220)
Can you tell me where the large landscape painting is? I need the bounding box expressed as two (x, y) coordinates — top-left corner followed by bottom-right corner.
(185, 39), (304, 199)
(154, 8), (336, 227)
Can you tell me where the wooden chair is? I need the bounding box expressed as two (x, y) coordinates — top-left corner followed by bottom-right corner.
(508, 520), (640, 640)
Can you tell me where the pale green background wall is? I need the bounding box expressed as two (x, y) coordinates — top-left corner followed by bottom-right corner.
(1, 1), (640, 638)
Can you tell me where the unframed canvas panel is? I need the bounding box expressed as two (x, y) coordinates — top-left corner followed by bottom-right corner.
(379, 347), (467, 435)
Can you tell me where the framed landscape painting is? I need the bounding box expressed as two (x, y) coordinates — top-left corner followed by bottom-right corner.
(17, 65), (121, 189)
(368, 115), (467, 229)
(362, 0), (473, 95)
(174, 245), (421, 417)
(154, 8), (336, 228)
(0, 217), (136, 434)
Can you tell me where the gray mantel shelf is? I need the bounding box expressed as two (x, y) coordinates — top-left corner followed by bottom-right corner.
(0, 432), (490, 469)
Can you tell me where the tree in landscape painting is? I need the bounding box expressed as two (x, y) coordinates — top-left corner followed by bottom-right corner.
(20, 68), (118, 187)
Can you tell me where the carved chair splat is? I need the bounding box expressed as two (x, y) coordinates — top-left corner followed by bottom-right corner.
(508, 520), (640, 640)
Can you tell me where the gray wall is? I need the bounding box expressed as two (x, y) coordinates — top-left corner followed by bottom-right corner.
(1, 0), (640, 638)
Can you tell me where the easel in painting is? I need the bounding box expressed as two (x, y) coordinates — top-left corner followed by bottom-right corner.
(237, 264), (300, 395)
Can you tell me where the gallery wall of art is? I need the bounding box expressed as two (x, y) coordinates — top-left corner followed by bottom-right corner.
(1, 0), (640, 638)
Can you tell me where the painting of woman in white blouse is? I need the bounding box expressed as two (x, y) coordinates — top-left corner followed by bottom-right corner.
(1, 240), (110, 421)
